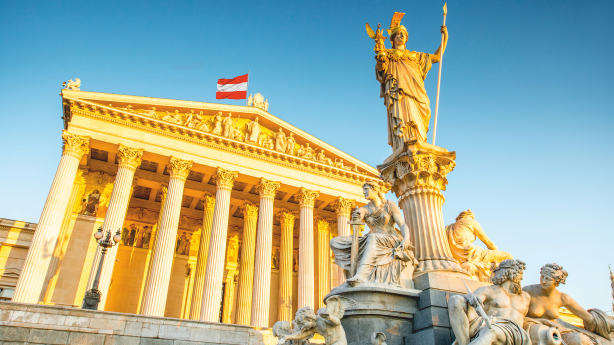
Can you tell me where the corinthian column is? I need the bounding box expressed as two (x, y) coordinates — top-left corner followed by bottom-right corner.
(13, 131), (89, 304)
(41, 168), (87, 303)
(296, 187), (319, 310)
(235, 201), (259, 325)
(222, 227), (240, 323)
(315, 216), (331, 309)
(87, 144), (144, 309)
(378, 140), (465, 276)
(251, 178), (281, 327)
(200, 167), (238, 322)
(142, 157), (192, 316)
(189, 192), (216, 320)
(276, 209), (296, 322)
(331, 197), (355, 287)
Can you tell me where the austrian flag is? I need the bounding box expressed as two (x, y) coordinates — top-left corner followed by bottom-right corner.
(216, 73), (248, 99)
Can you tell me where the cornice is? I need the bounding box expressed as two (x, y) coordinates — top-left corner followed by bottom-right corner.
(63, 97), (374, 186)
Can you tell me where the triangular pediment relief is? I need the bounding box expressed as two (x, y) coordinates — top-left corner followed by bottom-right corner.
(62, 90), (379, 182)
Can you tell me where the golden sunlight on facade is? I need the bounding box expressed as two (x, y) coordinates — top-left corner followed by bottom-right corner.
(0, 88), (378, 328)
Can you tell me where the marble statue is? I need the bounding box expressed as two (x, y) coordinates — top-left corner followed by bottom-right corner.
(275, 296), (356, 345)
(523, 263), (614, 345)
(298, 143), (315, 160)
(211, 112), (223, 135)
(253, 93), (264, 109)
(330, 179), (417, 287)
(121, 227), (129, 245)
(248, 94), (253, 106)
(222, 113), (234, 138)
(126, 224), (137, 246)
(142, 107), (158, 118)
(275, 128), (287, 152)
(286, 132), (296, 155)
(63, 78), (81, 91)
(163, 110), (182, 125)
(195, 111), (210, 131)
(84, 190), (100, 216)
(246, 117), (261, 143)
(334, 159), (345, 169)
(448, 259), (532, 345)
(272, 249), (280, 269)
(135, 226), (145, 248)
(366, 23), (387, 53)
(177, 232), (190, 255)
(264, 99), (269, 112)
(374, 12), (447, 149)
(446, 210), (513, 282)
(317, 150), (333, 165)
(258, 133), (274, 150)
(142, 226), (152, 249)
(183, 110), (198, 128)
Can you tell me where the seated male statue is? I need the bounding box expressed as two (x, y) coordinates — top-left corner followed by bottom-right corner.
(523, 263), (614, 345)
(446, 210), (513, 282)
(448, 259), (531, 345)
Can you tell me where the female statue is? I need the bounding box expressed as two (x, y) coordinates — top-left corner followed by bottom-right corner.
(523, 263), (614, 345)
(375, 13), (448, 150)
(331, 180), (417, 287)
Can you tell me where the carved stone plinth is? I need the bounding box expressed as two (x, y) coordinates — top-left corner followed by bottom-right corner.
(378, 140), (466, 276)
(325, 285), (419, 345)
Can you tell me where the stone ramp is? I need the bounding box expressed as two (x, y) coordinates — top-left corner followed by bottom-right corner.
(0, 302), (277, 345)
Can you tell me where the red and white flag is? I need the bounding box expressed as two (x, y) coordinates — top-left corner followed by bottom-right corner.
(216, 73), (248, 99)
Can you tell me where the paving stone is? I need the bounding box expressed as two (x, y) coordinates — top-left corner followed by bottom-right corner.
(0, 325), (30, 341)
(27, 329), (70, 345)
(67, 332), (105, 345)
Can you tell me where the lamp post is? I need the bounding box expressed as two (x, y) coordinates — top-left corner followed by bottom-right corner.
(82, 227), (121, 310)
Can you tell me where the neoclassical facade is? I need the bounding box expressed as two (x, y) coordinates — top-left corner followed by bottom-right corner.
(5, 88), (376, 327)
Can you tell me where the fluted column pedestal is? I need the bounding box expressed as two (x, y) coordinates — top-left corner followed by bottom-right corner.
(200, 168), (238, 322)
(276, 209), (296, 322)
(189, 193), (216, 320)
(297, 188), (319, 310)
(235, 202), (259, 325)
(315, 217), (331, 310)
(331, 197), (354, 288)
(13, 131), (90, 304)
(142, 157), (193, 316)
(378, 140), (466, 276)
(251, 178), (281, 327)
(41, 168), (87, 303)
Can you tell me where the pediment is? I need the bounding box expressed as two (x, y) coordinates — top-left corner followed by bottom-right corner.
(62, 90), (379, 181)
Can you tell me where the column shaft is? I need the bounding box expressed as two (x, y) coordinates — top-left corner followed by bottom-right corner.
(13, 131), (89, 304)
(277, 210), (296, 322)
(332, 197), (354, 288)
(315, 217), (330, 309)
(41, 169), (86, 303)
(200, 168), (238, 322)
(87, 145), (143, 309)
(189, 193), (215, 320)
(251, 178), (280, 327)
(297, 188), (319, 310)
(142, 157), (192, 316)
(235, 202), (259, 325)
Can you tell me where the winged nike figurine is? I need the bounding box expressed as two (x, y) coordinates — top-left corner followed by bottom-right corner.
(275, 295), (357, 345)
(365, 23), (387, 53)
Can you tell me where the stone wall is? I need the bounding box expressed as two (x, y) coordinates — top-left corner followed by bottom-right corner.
(0, 302), (278, 345)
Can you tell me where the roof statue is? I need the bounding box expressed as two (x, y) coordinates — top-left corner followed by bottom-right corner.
(248, 92), (269, 112)
(62, 78), (81, 91)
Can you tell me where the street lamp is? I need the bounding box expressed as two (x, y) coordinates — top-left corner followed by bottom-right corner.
(81, 227), (121, 310)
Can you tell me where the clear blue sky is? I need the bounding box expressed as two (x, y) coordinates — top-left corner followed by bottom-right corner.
(1, 1), (613, 311)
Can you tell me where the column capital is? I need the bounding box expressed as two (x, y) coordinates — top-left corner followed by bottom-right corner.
(331, 197), (355, 217)
(214, 167), (238, 190)
(276, 208), (296, 227)
(297, 187), (319, 208)
(241, 201), (259, 220)
(117, 144), (144, 171)
(258, 178), (281, 199)
(62, 130), (90, 159)
(167, 157), (193, 181)
(201, 192), (216, 212)
(314, 216), (330, 233)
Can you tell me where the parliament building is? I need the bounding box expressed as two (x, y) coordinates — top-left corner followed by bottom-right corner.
(0, 87), (378, 328)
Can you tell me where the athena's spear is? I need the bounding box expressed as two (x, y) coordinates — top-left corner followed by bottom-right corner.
(432, 3), (447, 146)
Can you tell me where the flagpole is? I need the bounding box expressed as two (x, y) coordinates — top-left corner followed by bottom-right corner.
(245, 70), (250, 106)
(432, 3), (447, 146)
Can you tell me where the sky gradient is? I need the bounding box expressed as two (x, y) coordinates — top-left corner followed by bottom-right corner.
(1, 1), (613, 311)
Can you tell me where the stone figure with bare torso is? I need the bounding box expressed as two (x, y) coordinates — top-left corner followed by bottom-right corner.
(523, 264), (614, 345)
(446, 210), (513, 282)
(448, 259), (532, 345)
